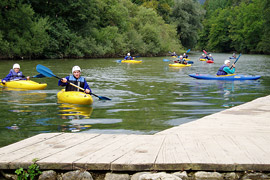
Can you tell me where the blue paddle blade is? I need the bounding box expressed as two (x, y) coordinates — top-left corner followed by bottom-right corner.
(32, 74), (46, 78)
(98, 96), (111, 101)
(36, 64), (56, 78)
(187, 61), (194, 64)
(116, 60), (122, 63)
(186, 49), (191, 53)
(163, 59), (170, 62)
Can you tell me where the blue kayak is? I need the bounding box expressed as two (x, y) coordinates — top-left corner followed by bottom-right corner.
(189, 73), (261, 80)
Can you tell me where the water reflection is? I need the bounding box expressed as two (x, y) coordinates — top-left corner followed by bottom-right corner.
(58, 103), (93, 119)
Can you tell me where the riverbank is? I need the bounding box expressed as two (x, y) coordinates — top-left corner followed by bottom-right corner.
(0, 95), (269, 179)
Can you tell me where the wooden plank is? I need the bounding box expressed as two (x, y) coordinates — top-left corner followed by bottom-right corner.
(8, 133), (100, 170)
(74, 134), (140, 170)
(154, 134), (191, 170)
(39, 134), (130, 170)
(0, 133), (62, 155)
(110, 135), (165, 171)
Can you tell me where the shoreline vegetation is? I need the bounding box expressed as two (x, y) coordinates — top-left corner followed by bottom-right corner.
(0, 0), (269, 60)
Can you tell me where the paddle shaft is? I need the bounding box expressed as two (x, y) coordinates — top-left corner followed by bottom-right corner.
(230, 53), (241, 69)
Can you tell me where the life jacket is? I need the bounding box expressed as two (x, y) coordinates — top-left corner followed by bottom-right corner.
(9, 69), (25, 80)
(66, 75), (85, 92)
(125, 56), (132, 60)
(216, 65), (227, 75)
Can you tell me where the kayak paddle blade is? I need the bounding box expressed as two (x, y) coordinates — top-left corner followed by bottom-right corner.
(187, 61), (194, 64)
(186, 49), (191, 53)
(98, 96), (111, 101)
(36, 64), (56, 78)
(163, 59), (170, 62)
(32, 74), (46, 78)
(116, 60), (122, 63)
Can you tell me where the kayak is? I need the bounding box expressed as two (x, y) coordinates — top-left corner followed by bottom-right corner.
(171, 56), (177, 58)
(169, 63), (191, 67)
(57, 89), (93, 105)
(189, 74), (261, 80)
(121, 60), (142, 64)
(184, 58), (190, 61)
(206, 60), (214, 63)
(199, 59), (207, 61)
(0, 79), (47, 90)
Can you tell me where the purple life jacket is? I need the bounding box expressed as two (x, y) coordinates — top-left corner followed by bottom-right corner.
(9, 69), (25, 80)
(216, 65), (227, 75)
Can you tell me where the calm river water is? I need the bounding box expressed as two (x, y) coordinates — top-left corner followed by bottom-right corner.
(0, 52), (270, 147)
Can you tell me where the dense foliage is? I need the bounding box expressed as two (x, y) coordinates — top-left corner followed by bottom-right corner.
(0, 0), (183, 59)
(197, 0), (270, 54)
(0, 0), (269, 59)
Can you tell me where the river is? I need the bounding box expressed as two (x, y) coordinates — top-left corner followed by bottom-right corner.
(0, 52), (269, 147)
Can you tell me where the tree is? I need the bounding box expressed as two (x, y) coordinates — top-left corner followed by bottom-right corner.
(171, 0), (204, 48)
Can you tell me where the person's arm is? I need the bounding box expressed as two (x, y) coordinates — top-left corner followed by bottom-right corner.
(223, 66), (235, 74)
(58, 76), (69, 86)
(2, 72), (13, 83)
(83, 80), (91, 94)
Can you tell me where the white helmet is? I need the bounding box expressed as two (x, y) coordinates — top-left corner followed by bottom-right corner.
(13, 63), (20, 69)
(179, 55), (183, 58)
(127, 53), (130, 56)
(209, 54), (212, 56)
(72, 66), (81, 73)
(202, 54), (205, 56)
(224, 60), (230, 64)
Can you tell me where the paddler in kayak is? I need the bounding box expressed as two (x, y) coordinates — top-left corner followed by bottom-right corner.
(58, 66), (91, 94)
(175, 56), (187, 64)
(229, 53), (237, 59)
(216, 60), (236, 75)
(208, 54), (214, 61)
(1, 63), (30, 84)
(124, 53), (133, 60)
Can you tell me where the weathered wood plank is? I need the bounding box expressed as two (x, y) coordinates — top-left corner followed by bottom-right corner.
(38, 134), (130, 170)
(110, 135), (165, 171)
(8, 133), (100, 170)
(74, 134), (140, 170)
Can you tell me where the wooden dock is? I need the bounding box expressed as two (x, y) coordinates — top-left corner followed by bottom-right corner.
(0, 95), (269, 172)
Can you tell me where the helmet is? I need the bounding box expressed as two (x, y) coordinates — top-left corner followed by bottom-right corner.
(13, 63), (20, 69)
(224, 60), (230, 64)
(127, 53), (130, 56)
(202, 54), (205, 56)
(179, 55), (183, 58)
(209, 54), (212, 56)
(72, 66), (81, 73)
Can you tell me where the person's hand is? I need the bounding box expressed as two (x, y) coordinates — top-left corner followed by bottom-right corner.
(232, 64), (235, 68)
(61, 78), (67, 83)
(2, 80), (6, 84)
(85, 89), (90, 94)
(26, 76), (30, 80)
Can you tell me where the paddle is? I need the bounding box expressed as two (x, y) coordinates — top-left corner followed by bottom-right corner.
(36, 64), (111, 101)
(230, 53), (241, 69)
(203, 50), (208, 55)
(32, 74), (46, 78)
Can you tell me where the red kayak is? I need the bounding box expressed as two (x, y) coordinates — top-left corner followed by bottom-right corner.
(206, 60), (214, 63)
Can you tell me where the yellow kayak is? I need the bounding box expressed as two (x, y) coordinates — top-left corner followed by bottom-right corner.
(199, 59), (206, 61)
(0, 79), (47, 90)
(57, 89), (93, 105)
(121, 60), (142, 64)
(184, 58), (190, 61)
(169, 63), (191, 67)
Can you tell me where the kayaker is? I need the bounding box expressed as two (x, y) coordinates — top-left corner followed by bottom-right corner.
(175, 56), (187, 64)
(199, 54), (207, 60)
(208, 54), (214, 61)
(183, 53), (188, 59)
(171, 52), (177, 56)
(58, 66), (91, 94)
(216, 60), (236, 75)
(229, 53), (236, 59)
(1, 63), (30, 84)
(124, 53), (133, 60)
